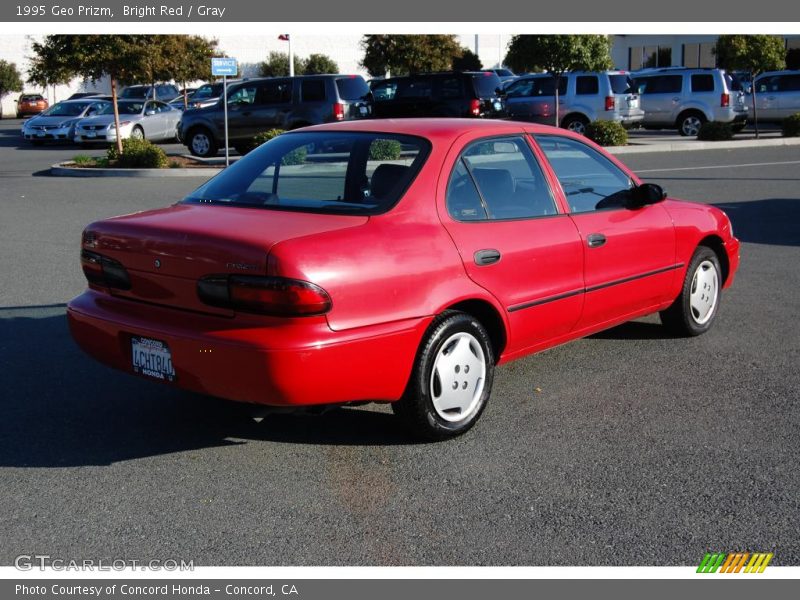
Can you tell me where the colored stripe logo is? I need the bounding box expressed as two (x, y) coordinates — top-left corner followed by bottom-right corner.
(697, 552), (773, 573)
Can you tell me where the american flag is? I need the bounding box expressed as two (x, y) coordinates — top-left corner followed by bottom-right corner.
(278, 34), (290, 41)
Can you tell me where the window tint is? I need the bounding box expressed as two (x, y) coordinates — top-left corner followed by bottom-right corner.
(371, 80), (398, 101)
(301, 80), (326, 102)
(335, 77), (370, 100)
(691, 74), (715, 92)
(534, 135), (634, 214)
(439, 77), (464, 98)
(259, 81), (293, 104)
(635, 75), (683, 94)
(397, 78), (433, 99)
(576, 76), (599, 95)
(533, 77), (568, 96)
(779, 74), (800, 92)
(228, 84), (258, 106)
(609, 75), (634, 94)
(505, 78), (534, 98)
(184, 132), (430, 216)
(447, 137), (557, 221)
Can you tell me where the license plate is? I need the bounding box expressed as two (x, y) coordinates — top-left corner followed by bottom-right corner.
(86, 131), (97, 138)
(131, 336), (176, 382)
(36, 132), (45, 137)
(359, 105), (368, 116)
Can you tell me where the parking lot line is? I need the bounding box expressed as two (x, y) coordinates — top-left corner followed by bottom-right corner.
(636, 160), (800, 174)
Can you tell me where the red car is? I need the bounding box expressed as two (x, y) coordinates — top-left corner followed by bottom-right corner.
(16, 93), (48, 117)
(68, 119), (739, 440)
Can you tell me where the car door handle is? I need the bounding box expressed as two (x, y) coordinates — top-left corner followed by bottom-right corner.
(587, 233), (607, 248)
(672, 97), (680, 102)
(474, 249), (501, 266)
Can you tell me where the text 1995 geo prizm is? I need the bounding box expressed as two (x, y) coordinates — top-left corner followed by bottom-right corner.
(67, 119), (739, 440)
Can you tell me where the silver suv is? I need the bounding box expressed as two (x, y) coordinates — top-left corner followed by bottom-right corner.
(751, 70), (800, 123)
(631, 68), (748, 136)
(504, 70), (644, 134)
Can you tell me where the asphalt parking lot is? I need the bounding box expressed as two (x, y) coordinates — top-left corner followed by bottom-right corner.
(0, 119), (798, 566)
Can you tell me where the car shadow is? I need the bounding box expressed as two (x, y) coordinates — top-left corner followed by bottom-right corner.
(587, 320), (674, 341)
(0, 306), (420, 468)
(712, 198), (800, 247)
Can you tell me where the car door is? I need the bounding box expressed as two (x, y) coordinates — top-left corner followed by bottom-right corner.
(533, 134), (677, 330)
(226, 82), (260, 139)
(636, 75), (683, 125)
(754, 75), (781, 121)
(439, 134), (585, 355)
(253, 79), (294, 130)
(156, 101), (179, 139)
(142, 101), (164, 138)
(505, 77), (538, 121)
(777, 74), (800, 119)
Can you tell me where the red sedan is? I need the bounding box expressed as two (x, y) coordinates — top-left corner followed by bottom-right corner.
(16, 93), (48, 117)
(67, 119), (739, 440)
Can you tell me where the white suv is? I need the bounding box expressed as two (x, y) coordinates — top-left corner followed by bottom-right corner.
(631, 68), (748, 136)
(751, 70), (800, 123)
(503, 70), (644, 134)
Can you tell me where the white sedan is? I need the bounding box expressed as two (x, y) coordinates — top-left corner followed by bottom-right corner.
(74, 100), (181, 144)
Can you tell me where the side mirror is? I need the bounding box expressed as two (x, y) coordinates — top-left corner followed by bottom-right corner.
(145, 109), (156, 116)
(628, 182), (666, 208)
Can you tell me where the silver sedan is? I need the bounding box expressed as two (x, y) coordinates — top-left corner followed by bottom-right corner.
(22, 99), (110, 144)
(74, 100), (182, 144)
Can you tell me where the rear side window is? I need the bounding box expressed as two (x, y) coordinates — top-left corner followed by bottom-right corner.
(576, 76), (599, 95)
(691, 74), (715, 92)
(534, 135), (634, 214)
(259, 81), (293, 104)
(301, 80), (326, 102)
(397, 78), (433, 99)
(335, 76), (370, 101)
(608, 75), (634, 94)
(439, 77), (464, 98)
(471, 73), (502, 97)
(636, 75), (683, 94)
(779, 74), (800, 92)
(447, 137), (557, 221)
(184, 132), (430, 216)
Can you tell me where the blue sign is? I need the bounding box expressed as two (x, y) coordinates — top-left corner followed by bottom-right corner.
(211, 57), (238, 77)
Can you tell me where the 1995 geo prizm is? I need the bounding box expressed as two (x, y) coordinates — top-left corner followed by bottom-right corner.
(67, 119), (740, 440)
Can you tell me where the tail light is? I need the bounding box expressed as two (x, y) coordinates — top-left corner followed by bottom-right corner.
(333, 102), (345, 120)
(605, 96), (615, 111)
(721, 93), (730, 107)
(81, 249), (131, 290)
(198, 275), (331, 316)
(469, 99), (481, 117)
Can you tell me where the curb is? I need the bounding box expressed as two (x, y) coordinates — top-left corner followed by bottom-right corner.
(607, 136), (800, 155)
(50, 163), (220, 177)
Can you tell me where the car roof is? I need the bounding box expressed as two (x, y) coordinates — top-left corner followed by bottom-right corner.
(302, 118), (572, 143)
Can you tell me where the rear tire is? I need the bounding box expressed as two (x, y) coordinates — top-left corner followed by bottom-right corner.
(677, 111), (706, 136)
(562, 114), (590, 135)
(392, 311), (495, 441)
(660, 246), (722, 336)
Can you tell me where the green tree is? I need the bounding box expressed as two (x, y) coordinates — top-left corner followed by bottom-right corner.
(504, 35), (612, 127)
(303, 53), (339, 75)
(453, 47), (483, 71)
(259, 51), (304, 77)
(28, 39), (73, 104)
(162, 35), (219, 108)
(0, 60), (24, 117)
(31, 35), (151, 153)
(360, 35), (462, 77)
(714, 35), (786, 137)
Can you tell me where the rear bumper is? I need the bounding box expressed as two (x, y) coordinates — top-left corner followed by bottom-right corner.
(67, 290), (428, 407)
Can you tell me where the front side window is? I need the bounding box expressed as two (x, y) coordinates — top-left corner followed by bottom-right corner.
(534, 135), (634, 214)
(184, 132), (430, 216)
(446, 137), (557, 221)
(228, 84), (258, 106)
(505, 78), (535, 98)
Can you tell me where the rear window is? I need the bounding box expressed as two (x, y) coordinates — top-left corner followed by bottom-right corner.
(335, 76), (370, 101)
(183, 132), (431, 216)
(608, 74), (634, 94)
(471, 73), (502, 97)
(22, 95), (44, 101)
(691, 74), (715, 93)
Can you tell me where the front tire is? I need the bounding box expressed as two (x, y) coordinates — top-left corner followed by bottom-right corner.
(660, 246), (722, 336)
(392, 311), (494, 441)
(130, 125), (145, 140)
(188, 128), (217, 158)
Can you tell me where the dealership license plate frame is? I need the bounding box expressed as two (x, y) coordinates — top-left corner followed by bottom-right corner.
(131, 335), (176, 382)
